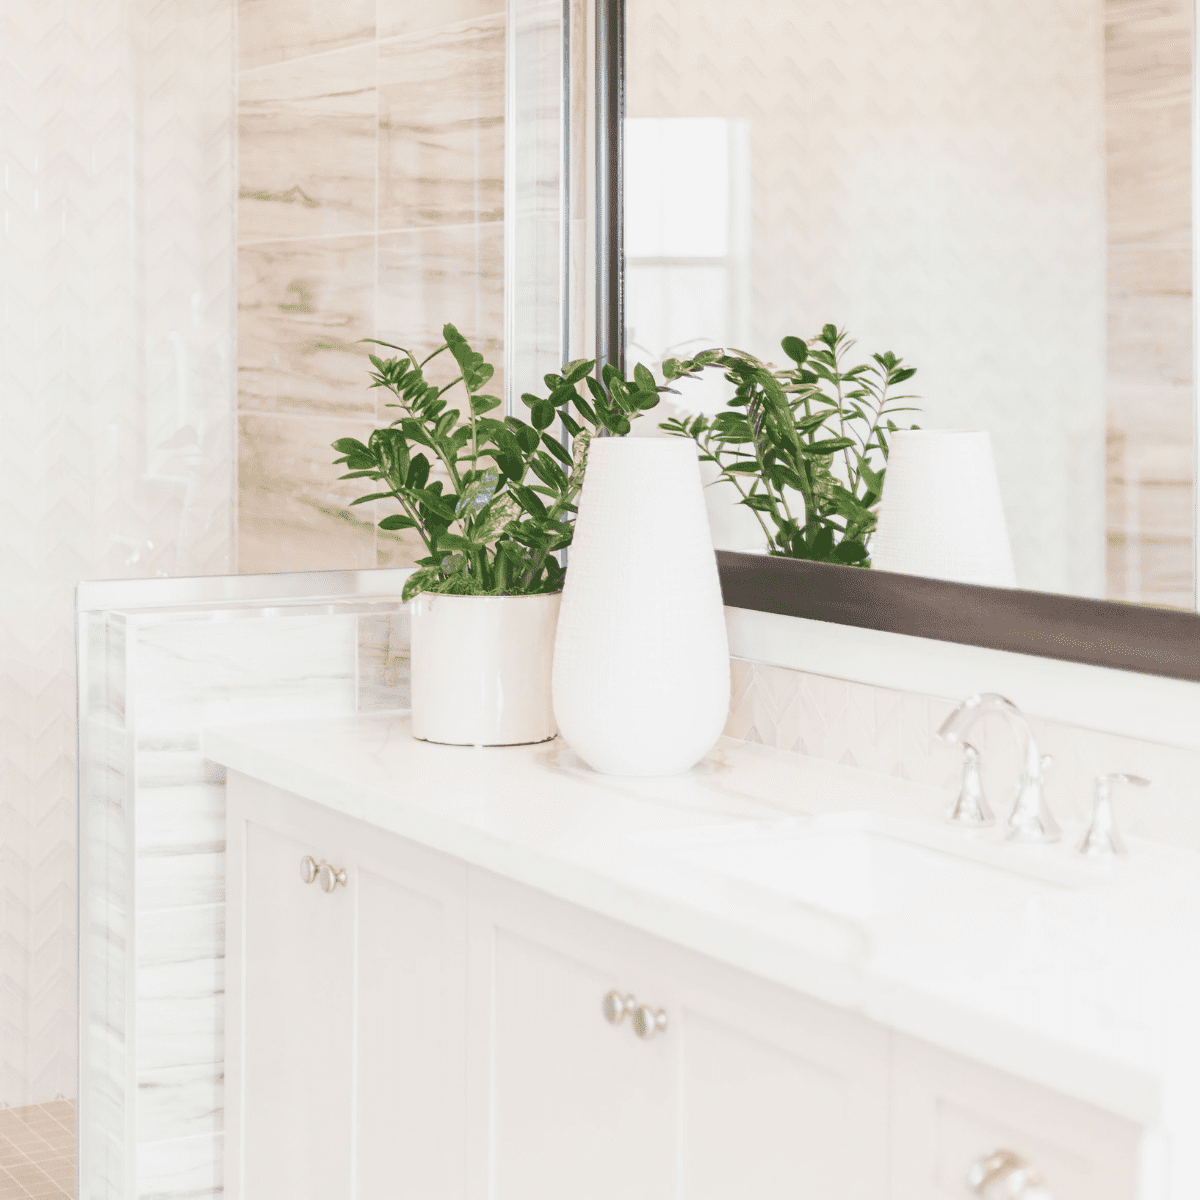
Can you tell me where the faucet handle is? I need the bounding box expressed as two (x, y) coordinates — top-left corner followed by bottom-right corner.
(1078, 773), (1150, 858)
(946, 742), (996, 827)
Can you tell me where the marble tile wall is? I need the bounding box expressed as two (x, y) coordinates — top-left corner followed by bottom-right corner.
(1104, 0), (1195, 608)
(236, 0), (507, 574)
(727, 658), (1200, 853)
(79, 580), (412, 1200)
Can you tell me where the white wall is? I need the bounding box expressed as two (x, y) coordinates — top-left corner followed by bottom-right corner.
(0, 0), (236, 1106)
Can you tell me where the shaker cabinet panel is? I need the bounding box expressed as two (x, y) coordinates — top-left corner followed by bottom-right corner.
(242, 819), (355, 1200)
(470, 874), (676, 1200)
(355, 862), (467, 1200)
(890, 1034), (1142, 1200)
(226, 773), (468, 1200)
(670, 957), (889, 1200)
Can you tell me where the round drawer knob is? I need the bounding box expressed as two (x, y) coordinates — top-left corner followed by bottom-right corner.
(299, 855), (319, 885)
(602, 991), (636, 1024)
(967, 1149), (1051, 1200)
(631, 1005), (668, 1040)
(317, 862), (347, 893)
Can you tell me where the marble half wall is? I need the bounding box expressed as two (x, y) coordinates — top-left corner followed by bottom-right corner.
(78, 571), (412, 1200)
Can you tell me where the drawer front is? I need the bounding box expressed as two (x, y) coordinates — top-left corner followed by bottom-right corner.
(890, 1036), (1141, 1200)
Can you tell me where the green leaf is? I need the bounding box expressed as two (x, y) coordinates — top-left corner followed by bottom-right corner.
(401, 568), (442, 603)
(512, 422), (541, 454)
(781, 336), (808, 365)
(740, 494), (775, 512)
(802, 437), (854, 455)
(830, 540), (868, 564)
(379, 514), (417, 531)
(529, 452), (568, 492)
(442, 323), (496, 393)
(348, 491), (394, 506)
(562, 358), (595, 385)
(471, 394), (502, 415)
(724, 462), (762, 474)
(541, 433), (572, 466)
(437, 532), (482, 552)
(633, 362), (656, 393)
(531, 400), (556, 430)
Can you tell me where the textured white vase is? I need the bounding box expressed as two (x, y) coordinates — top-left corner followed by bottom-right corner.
(552, 437), (730, 776)
(872, 429), (1017, 587)
(410, 592), (560, 746)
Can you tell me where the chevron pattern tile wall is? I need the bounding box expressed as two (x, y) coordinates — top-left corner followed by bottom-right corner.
(1, 0), (236, 1111)
(626, 0), (1161, 602)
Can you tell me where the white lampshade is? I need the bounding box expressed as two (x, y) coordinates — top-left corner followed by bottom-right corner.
(871, 430), (1016, 587)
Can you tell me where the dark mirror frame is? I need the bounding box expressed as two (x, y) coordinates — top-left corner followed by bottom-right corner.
(596, 0), (1200, 685)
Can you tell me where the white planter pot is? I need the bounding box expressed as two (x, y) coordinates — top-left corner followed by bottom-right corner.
(552, 437), (730, 776)
(410, 592), (561, 746)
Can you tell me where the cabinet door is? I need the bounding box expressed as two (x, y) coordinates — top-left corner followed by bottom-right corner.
(468, 872), (675, 1200)
(227, 773), (468, 1200)
(668, 952), (889, 1200)
(890, 1035), (1143, 1200)
(352, 831), (467, 1199)
(242, 817), (355, 1200)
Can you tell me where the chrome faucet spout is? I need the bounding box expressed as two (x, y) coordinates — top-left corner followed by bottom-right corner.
(936, 693), (1059, 844)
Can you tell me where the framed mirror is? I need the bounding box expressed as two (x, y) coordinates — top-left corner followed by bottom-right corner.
(603, 0), (1200, 680)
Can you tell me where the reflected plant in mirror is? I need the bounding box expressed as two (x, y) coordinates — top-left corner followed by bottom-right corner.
(660, 325), (920, 566)
(332, 323), (666, 601)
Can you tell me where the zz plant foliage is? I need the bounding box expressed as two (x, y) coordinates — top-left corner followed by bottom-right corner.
(659, 325), (918, 566)
(332, 323), (667, 602)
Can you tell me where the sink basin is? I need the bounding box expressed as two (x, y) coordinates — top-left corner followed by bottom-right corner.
(632, 810), (1102, 927)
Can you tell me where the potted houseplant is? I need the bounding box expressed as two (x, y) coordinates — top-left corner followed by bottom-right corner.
(332, 323), (664, 746)
(660, 325), (919, 566)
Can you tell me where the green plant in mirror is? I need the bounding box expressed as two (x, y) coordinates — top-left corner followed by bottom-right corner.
(332, 323), (665, 602)
(659, 324), (920, 566)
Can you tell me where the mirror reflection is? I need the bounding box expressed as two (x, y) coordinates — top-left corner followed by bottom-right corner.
(625, 0), (1194, 608)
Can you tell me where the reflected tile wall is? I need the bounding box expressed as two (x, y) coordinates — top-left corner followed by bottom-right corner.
(1105, 0), (1194, 607)
(237, 6), (507, 572)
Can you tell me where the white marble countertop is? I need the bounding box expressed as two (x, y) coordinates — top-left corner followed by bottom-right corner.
(205, 715), (1200, 1147)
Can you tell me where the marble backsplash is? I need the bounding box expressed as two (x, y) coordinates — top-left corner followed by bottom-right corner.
(727, 657), (1200, 854)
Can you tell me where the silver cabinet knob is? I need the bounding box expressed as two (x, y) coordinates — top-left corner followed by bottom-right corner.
(631, 1005), (668, 1040)
(602, 991), (636, 1024)
(299, 855), (320, 885)
(967, 1149), (1051, 1200)
(317, 862), (347, 893)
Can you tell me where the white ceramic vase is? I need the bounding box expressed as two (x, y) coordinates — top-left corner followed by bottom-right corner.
(871, 429), (1017, 587)
(552, 437), (730, 776)
(410, 592), (561, 746)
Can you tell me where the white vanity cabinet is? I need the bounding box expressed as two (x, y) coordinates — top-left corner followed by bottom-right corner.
(225, 769), (1149, 1200)
(225, 778), (469, 1200)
